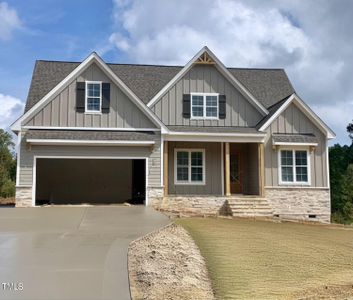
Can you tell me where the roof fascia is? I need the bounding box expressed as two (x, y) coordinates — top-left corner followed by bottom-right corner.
(258, 93), (336, 139)
(147, 46), (269, 116)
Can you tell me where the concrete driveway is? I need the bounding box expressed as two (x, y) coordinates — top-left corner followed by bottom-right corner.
(0, 206), (169, 300)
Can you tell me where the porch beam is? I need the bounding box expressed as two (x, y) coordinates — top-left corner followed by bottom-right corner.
(258, 143), (265, 197)
(225, 142), (231, 196)
(163, 141), (169, 196)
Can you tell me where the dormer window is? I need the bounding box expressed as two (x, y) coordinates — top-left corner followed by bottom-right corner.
(191, 93), (219, 119)
(85, 81), (102, 113)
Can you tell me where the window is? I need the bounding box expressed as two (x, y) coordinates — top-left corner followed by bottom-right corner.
(85, 81), (102, 113)
(175, 149), (205, 184)
(191, 93), (218, 119)
(279, 149), (310, 184)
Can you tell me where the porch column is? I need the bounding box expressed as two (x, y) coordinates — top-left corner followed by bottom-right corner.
(163, 141), (169, 196)
(225, 142), (231, 196)
(258, 143), (265, 197)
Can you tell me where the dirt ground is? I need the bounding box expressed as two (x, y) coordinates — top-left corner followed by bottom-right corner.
(128, 223), (215, 300)
(293, 284), (353, 299)
(0, 197), (15, 206)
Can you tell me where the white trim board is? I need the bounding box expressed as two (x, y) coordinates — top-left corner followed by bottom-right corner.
(27, 139), (155, 146)
(258, 93), (336, 139)
(32, 155), (149, 207)
(23, 126), (160, 131)
(164, 132), (265, 143)
(11, 52), (167, 132)
(147, 46), (268, 116)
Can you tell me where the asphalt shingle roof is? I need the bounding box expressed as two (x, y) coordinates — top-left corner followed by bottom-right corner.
(272, 133), (318, 144)
(24, 60), (295, 113)
(25, 130), (156, 141)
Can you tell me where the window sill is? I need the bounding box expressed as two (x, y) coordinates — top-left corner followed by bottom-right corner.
(174, 182), (206, 186)
(84, 112), (102, 115)
(279, 182), (311, 187)
(190, 117), (219, 121)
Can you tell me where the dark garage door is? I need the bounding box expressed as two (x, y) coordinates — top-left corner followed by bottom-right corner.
(35, 158), (146, 205)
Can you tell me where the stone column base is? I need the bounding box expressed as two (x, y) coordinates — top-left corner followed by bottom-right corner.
(265, 187), (330, 223)
(147, 186), (164, 206)
(151, 195), (229, 216)
(15, 187), (33, 207)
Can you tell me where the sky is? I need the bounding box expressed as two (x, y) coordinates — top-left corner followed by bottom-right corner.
(0, 0), (352, 145)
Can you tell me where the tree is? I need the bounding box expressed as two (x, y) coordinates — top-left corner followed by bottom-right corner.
(348, 120), (353, 140)
(0, 129), (16, 198)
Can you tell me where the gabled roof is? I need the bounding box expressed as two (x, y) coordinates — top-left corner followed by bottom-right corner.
(12, 52), (168, 132)
(23, 52), (294, 113)
(258, 93), (336, 139)
(147, 46), (269, 115)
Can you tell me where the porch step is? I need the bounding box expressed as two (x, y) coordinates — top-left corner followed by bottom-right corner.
(227, 197), (273, 217)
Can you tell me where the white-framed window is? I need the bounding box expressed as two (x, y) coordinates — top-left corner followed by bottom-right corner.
(85, 81), (102, 113)
(191, 93), (218, 119)
(278, 149), (310, 185)
(174, 149), (206, 185)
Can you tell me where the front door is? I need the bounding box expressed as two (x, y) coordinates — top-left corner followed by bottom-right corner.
(230, 147), (243, 194)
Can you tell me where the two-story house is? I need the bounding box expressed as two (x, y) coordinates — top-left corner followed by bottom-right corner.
(11, 47), (335, 222)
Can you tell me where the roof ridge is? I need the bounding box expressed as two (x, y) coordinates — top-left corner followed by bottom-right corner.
(228, 67), (285, 71)
(36, 59), (286, 71)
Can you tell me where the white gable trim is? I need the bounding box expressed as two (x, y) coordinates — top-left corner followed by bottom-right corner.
(11, 52), (168, 133)
(258, 93), (336, 139)
(147, 46), (269, 116)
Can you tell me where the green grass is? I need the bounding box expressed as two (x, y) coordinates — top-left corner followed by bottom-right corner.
(176, 218), (353, 300)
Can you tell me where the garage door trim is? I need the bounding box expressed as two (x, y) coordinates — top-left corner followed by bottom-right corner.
(32, 155), (149, 207)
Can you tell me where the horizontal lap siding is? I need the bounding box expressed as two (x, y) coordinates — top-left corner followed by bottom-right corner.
(18, 132), (161, 187)
(264, 103), (327, 187)
(151, 64), (263, 127)
(25, 63), (156, 129)
(168, 142), (222, 195)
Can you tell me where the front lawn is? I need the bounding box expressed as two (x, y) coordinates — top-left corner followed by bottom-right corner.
(176, 218), (353, 299)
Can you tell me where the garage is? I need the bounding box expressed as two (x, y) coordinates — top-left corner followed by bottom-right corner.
(35, 158), (146, 206)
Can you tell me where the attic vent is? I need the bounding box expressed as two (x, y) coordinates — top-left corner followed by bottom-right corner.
(194, 52), (215, 65)
(308, 214), (317, 219)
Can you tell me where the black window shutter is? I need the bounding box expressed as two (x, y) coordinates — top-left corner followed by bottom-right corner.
(183, 94), (191, 118)
(219, 94), (226, 119)
(101, 83), (110, 113)
(76, 82), (85, 113)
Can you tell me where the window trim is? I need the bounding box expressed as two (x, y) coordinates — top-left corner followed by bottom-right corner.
(174, 148), (206, 185)
(190, 92), (219, 120)
(278, 147), (311, 186)
(85, 81), (102, 114)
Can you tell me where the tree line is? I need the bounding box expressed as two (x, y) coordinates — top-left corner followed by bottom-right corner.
(329, 121), (353, 224)
(0, 129), (16, 198)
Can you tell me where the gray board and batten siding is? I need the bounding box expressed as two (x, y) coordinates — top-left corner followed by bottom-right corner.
(151, 64), (263, 127)
(18, 131), (162, 188)
(264, 102), (328, 188)
(25, 63), (156, 129)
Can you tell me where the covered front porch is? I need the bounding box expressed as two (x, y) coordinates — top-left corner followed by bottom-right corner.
(162, 140), (265, 198)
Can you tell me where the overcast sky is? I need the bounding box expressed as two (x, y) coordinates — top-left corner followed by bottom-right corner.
(0, 0), (352, 144)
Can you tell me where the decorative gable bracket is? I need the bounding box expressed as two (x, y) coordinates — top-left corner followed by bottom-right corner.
(194, 52), (215, 65)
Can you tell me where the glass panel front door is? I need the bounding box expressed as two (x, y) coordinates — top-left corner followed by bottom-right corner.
(230, 149), (243, 194)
